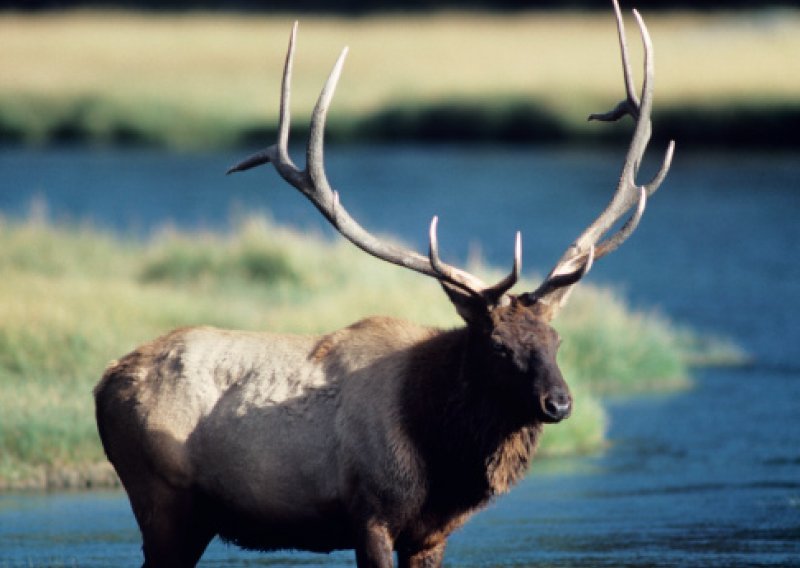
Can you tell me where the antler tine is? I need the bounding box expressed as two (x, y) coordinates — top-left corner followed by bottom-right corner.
(228, 24), (524, 306)
(428, 217), (522, 301)
(588, 0), (639, 124)
(594, 187), (645, 259)
(226, 22), (300, 176)
(644, 139), (675, 196)
(618, 1), (640, 112)
(480, 231), (522, 305)
(521, 1), (674, 318)
(522, 246), (595, 308)
(428, 217), (490, 295)
(277, 22), (298, 162)
(306, 46), (348, 196)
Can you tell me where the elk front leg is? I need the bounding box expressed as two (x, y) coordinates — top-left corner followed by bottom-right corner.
(355, 520), (394, 568)
(397, 541), (446, 568)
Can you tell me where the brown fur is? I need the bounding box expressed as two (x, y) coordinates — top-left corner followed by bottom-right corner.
(95, 299), (571, 568)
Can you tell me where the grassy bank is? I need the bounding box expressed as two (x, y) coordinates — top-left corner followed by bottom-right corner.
(1, 10), (799, 148)
(0, 213), (728, 491)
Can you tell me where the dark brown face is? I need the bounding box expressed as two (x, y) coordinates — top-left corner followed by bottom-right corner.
(481, 299), (572, 424)
(439, 282), (573, 424)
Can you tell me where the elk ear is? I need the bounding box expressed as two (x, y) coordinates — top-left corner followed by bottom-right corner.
(440, 281), (492, 327)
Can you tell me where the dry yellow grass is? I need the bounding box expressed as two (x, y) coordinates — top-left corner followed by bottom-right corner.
(1, 9), (797, 137)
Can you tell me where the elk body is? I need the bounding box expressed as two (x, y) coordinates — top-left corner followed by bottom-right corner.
(94, 2), (674, 567)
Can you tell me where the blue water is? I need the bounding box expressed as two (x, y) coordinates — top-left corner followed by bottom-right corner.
(0, 145), (798, 566)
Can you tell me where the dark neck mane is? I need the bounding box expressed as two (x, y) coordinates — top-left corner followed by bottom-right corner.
(401, 327), (542, 515)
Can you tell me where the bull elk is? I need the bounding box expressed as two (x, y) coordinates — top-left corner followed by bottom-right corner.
(94, 2), (674, 566)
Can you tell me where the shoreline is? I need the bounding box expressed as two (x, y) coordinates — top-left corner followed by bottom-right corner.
(2, 98), (798, 151)
(0, 462), (119, 492)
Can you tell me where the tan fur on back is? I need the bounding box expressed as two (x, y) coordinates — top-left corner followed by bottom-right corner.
(97, 317), (437, 526)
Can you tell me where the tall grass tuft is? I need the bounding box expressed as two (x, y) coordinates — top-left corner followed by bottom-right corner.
(140, 224), (301, 288)
(0, 214), (701, 489)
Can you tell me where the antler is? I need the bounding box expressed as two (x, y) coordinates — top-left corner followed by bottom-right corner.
(520, 0), (675, 319)
(227, 22), (520, 305)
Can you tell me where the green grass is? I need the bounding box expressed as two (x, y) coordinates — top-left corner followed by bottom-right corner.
(0, 212), (722, 490)
(1, 10), (799, 148)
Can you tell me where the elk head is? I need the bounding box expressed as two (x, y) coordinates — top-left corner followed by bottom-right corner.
(227, 0), (674, 425)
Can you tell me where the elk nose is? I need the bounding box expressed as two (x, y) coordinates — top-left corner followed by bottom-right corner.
(542, 391), (572, 422)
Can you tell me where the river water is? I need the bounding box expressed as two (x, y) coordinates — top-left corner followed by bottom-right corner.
(0, 145), (798, 566)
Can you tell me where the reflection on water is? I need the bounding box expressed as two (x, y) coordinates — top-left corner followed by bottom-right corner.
(1, 146), (799, 566)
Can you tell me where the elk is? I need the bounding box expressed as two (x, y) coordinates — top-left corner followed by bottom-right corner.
(94, 2), (674, 567)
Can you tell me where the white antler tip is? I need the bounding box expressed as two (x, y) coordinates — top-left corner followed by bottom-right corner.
(428, 216), (440, 245)
(334, 47), (349, 70)
(428, 216), (446, 271)
(633, 9), (651, 43)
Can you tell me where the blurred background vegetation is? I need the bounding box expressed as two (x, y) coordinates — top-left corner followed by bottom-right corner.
(1, 1), (797, 11)
(1, 0), (798, 149)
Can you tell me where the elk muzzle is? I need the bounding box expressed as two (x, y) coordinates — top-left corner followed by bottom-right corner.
(540, 388), (572, 423)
